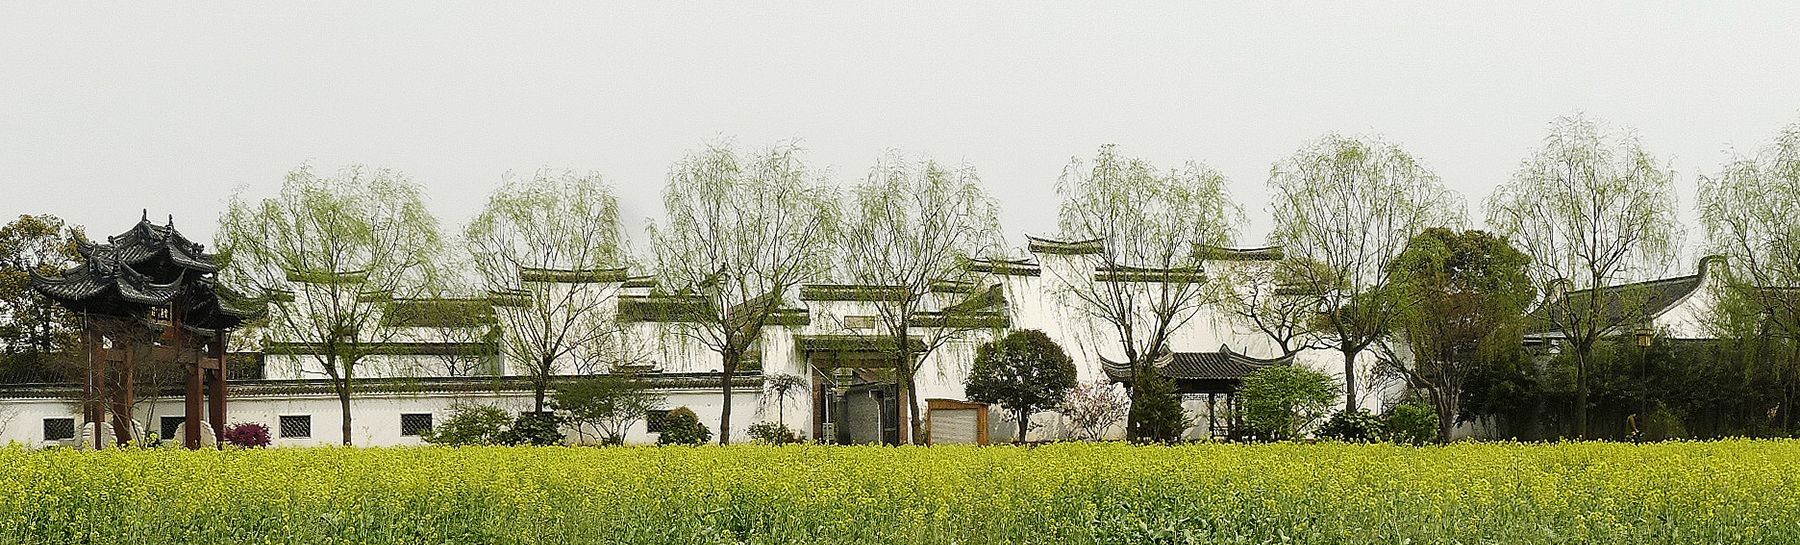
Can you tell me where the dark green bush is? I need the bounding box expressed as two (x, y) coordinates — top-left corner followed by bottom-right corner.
(1383, 401), (1440, 445)
(422, 404), (513, 446)
(497, 412), (566, 446)
(1317, 410), (1385, 442)
(657, 407), (712, 446)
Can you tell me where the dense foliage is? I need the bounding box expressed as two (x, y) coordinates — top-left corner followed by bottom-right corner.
(422, 404), (514, 446)
(4, 442), (1797, 544)
(1387, 227), (1533, 443)
(964, 329), (1078, 443)
(656, 407), (711, 446)
(1125, 369), (1188, 443)
(1237, 365), (1339, 440)
(745, 422), (802, 445)
(554, 375), (665, 445)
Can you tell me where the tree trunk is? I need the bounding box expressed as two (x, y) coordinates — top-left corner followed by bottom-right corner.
(905, 382), (924, 445)
(338, 383), (353, 446)
(533, 355), (555, 413)
(1574, 347), (1589, 439)
(1343, 349), (1359, 413)
(1435, 394), (1455, 444)
(719, 350), (736, 445)
(895, 343), (926, 445)
(1017, 408), (1029, 443)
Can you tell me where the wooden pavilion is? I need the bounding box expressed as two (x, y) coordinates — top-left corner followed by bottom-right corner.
(1102, 345), (1292, 439)
(30, 213), (261, 449)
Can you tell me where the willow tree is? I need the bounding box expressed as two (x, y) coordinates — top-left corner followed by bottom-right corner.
(1700, 120), (1800, 430)
(838, 154), (1002, 444)
(467, 170), (632, 412)
(650, 142), (838, 444)
(216, 165), (443, 445)
(1268, 134), (1461, 413)
(1052, 145), (1238, 441)
(1486, 115), (1678, 438)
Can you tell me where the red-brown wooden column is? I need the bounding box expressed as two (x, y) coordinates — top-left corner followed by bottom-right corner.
(207, 337), (228, 443)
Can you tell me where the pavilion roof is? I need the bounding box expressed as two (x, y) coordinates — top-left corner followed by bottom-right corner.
(1101, 345), (1292, 383)
(30, 212), (261, 332)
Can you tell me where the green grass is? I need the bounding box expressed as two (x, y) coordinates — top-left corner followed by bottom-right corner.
(2, 440), (1796, 544)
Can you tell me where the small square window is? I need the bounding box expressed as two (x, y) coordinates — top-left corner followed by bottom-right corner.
(400, 413), (433, 436)
(646, 409), (672, 433)
(43, 418), (75, 441)
(279, 415), (312, 439)
(160, 416), (186, 441)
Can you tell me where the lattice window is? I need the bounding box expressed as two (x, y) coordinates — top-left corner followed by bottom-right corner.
(400, 413), (433, 436)
(43, 418), (74, 441)
(279, 415), (312, 439)
(160, 416), (186, 441)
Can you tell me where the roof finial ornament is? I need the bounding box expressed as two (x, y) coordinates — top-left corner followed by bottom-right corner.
(141, 209), (149, 222)
(167, 214), (175, 228)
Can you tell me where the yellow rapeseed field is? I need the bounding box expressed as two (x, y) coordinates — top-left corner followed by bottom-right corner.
(2, 440), (1797, 544)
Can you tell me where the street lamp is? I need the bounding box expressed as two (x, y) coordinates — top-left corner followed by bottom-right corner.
(1634, 326), (1655, 442)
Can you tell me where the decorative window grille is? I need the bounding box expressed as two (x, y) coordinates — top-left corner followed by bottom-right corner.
(646, 409), (672, 433)
(43, 418), (75, 441)
(160, 416), (186, 441)
(400, 413), (433, 436)
(279, 415), (312, 439)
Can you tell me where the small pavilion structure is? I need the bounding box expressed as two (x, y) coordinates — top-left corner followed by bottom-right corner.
(30, 213), (260, 448)
(1102, 345), (1292, 439)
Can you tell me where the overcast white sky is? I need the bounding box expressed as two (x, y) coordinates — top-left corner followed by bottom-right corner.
(4, 3), (1798, 261)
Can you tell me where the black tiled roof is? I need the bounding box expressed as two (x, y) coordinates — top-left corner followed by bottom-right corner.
(1101, 345), (1293, 382)
(1524, 257), (1720, 335)
(30, 213), (260, 330)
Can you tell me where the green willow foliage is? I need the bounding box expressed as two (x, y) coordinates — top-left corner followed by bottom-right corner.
(650, 142), (838, 444)
(1268, 134), (1462, 413)
(1486, 115), (1681, 438)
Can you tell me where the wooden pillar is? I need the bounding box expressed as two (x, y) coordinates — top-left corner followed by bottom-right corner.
(208, 336), (228, 442)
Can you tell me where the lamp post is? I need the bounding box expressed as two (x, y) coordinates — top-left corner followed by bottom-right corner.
(1634, 326), (1655, 442)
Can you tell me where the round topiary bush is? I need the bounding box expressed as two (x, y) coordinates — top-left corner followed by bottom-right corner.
(657, 407), (712, 446)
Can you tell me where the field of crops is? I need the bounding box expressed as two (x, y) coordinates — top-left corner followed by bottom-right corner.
(2, 441), (1797, 544)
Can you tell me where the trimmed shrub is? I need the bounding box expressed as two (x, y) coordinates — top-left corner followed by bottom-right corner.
(657, 407), (711, 446)
(1238, 366), (1339, 440)
(747, 422), (801, 445)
